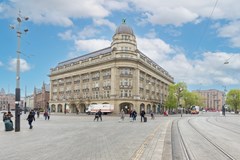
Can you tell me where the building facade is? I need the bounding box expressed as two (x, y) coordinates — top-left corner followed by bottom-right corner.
(25, 94), (34, 110)
(49, 21), (174, 114)
(0, 88), (15, 111)
(193, 89), (224, 111)
(33, 82), (50, 111)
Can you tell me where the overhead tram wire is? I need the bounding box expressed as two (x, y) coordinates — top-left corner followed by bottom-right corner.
(193, 0), (219, 56)
(182, 0), (219, 89)
(147, 0), (220, 82)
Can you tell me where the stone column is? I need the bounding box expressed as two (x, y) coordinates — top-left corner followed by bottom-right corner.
(110, 67), (117, 98)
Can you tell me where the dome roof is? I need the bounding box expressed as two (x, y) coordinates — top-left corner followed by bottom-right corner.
(115, 22), (134, 36)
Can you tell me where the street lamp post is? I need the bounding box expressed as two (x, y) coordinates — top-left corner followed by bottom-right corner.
(11, 11), (29, 132)
(222, 86), (227, 116)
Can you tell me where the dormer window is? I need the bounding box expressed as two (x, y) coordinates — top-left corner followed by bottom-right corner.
(122, 35), (130, 40)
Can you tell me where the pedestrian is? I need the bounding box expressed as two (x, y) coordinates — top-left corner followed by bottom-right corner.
(44, 111), (49, 120)
(120, 109), (125, 121)
(48, 113), (50, 120)
(7, 111), (13, 125)
(94, 111), (99, 121)
(3, 112), (14, 131)
(129, 110), (133, 118)
(27, 110), (35, 129)
(150, 110), (154, 120)
(132, 109), (137, 121)
(98, 109), (102, 121)
(140, 109), (145, 122)
(37, 110), (40, 118)
(3, 112), (8, 122)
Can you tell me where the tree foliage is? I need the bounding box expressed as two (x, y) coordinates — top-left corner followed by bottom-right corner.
(183, 91), (204, 108)
(165, 82), (187, 109)
(165, 82), (203, 110)
(226, 89), (240, 114)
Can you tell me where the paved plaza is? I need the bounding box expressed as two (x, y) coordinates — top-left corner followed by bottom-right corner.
(0, 113), (174, 160)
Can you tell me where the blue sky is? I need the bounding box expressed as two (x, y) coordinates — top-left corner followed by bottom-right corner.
(1, 0), (240, 96)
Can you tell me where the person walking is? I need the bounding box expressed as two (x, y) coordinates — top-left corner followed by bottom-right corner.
(44, 111), (49, 120)
(94, 111), (99, 121)
(120, 109), (125, 121)
(140, 109), (145, 122)
(150, 110), (154, 120)
(37, 110), (40, 118)
(132, 109), (137, 121)
(47, 112), (50, 120)
(98, 109), (102, 121)
(27, 110), (35, 129)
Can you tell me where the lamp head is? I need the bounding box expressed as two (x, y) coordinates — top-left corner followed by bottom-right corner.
(17, 17), (22, 23)
(224, 61), (229, 64)
(24, 29), (29, 33)
(9, 25), (15, 30)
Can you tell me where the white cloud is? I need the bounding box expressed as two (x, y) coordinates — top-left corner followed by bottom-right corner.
(131, 0), (240, 26)
(58, 30), (75, 40)
(103, 0), (130, 11)
(0, 0), (110, 26)
(77, 26), (101, 39)
(137, 37), (174, 62)
(8, 58), (31, 72)
(0, 61), (3, 66)
(0, 0), (129, 27)
(74, 39), (111, 53)
(2, 0), (240, 27)
(135, 36), (240, 86)
(67, 39), (111, 58)
(144, 29), (157, 38)
(93, 18), (117, 31)
(165, 51), (240, 86)
(217, 20), (240, 47)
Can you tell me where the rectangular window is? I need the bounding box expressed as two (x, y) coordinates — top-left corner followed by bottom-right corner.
(121, 90), (124, 97)
(124, 90), (128, 97)
(120, 90), (132, 97)
(124, 79), (128, 85)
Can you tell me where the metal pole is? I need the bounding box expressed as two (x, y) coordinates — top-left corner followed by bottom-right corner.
(24, 85), (27, 114)
(15, 12), (22, 132)
(13, 11), (29, 132)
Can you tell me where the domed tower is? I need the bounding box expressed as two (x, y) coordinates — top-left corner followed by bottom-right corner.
(111, 19), (137, 57)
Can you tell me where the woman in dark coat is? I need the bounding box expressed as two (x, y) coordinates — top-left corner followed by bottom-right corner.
(27, 111), (35, 129)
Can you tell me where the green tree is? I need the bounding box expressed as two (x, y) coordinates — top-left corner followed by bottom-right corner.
(165, 85), (177, 110)
(183, 91), (204, 109)
(165, 82), (187, 110)
(226, 89), (240, 114)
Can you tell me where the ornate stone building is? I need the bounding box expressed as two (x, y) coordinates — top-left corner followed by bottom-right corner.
(33, 82), (50, 111)
(49, 21), (174, 114)
(0, 88), (15, 111)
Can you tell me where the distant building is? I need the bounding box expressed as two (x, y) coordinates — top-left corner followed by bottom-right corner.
(49, 21), (174, 114)
(192, 89), (224, 111)
(0, 88), (15, 111)
(25, 94), (34, 110)
(33, 82), (50, 111)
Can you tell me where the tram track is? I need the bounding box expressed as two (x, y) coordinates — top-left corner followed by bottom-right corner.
(206, 117), (240, 135)
(188, 118), (237, 160)
(215, 117), (240, 127)
(175, 119), (192, 160)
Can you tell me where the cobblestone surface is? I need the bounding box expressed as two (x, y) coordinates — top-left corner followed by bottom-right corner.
(0, 113), (174, 160)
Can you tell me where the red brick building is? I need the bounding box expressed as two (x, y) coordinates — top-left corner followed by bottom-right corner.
(34, 82), (50, 111)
